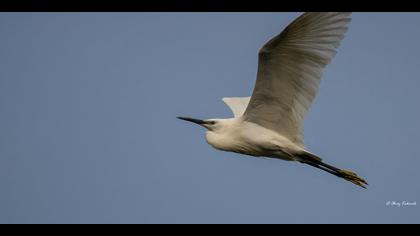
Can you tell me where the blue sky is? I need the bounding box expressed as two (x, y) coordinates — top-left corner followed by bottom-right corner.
(1, 13), (419, 223)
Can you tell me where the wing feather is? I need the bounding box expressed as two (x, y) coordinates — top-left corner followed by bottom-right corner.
(222, 97), (251, 117)
(243, 12), (351, 147)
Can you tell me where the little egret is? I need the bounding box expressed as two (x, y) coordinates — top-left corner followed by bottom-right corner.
(178, 12), (367, 188)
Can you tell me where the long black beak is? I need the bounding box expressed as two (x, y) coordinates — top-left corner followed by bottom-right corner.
(177, 116), (206, 126)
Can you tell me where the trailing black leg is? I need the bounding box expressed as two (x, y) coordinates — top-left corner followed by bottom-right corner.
(296, 152), (368, 189)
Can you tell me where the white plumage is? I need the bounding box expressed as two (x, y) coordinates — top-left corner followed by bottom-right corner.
(178, 12), (368, 188)
(245, 12), (351, 147)
(222, 97), (250, 118)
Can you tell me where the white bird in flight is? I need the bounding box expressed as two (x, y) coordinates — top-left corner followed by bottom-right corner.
(178, 12), (367, 188)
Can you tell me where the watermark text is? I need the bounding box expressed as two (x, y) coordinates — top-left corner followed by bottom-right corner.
(386, 201), (417, 207)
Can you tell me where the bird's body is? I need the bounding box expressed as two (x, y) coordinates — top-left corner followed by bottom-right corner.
(178, 12), (368, 188)
(205, 118), (300, 161)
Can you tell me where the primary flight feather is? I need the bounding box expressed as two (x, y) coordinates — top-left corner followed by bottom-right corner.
(178, 12), (367, 188)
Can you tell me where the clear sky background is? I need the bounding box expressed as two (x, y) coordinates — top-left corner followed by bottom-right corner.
(1, 13), (420, 224)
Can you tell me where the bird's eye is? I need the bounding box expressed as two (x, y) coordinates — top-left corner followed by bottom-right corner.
(208, 121), (216, 125)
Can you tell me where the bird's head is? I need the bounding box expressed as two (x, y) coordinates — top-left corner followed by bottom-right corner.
(177, 116), (225, 132)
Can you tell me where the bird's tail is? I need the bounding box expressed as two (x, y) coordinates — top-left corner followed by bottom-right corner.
(296, 152), (368, 189)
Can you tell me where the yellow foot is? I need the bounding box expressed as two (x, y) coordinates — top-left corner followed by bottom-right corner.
(338, 169), (368, 189)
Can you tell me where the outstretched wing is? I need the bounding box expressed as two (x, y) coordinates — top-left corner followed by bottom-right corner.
(243, 12), (352, 147)
(222, 97), (251, 117)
